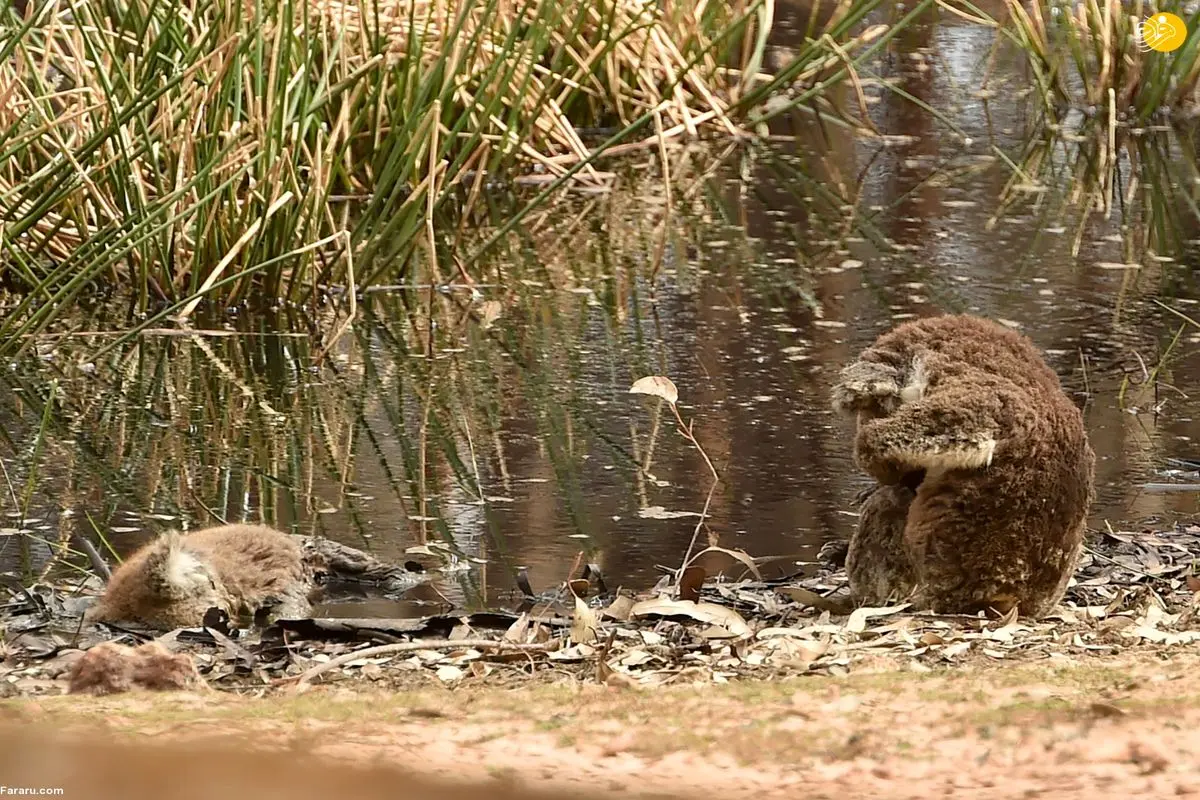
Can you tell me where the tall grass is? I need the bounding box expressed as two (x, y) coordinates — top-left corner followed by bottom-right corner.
(0, 0), (895, 349)
(988, 0), (1200, 120)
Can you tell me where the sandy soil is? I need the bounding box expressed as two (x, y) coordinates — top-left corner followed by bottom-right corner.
(9, 648), (1200, 799)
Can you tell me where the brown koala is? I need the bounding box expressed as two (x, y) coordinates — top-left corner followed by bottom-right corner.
(830, 314), (1095, 618)
(84, 523), (313, 630)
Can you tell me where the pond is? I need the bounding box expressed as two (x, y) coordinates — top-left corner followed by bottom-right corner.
(2, 4), (1199, 617)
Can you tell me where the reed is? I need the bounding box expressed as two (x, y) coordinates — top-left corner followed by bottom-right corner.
(0, 0), (894, 347)
(988, 116), (1200, 270)
(990, 0), (1199, 120)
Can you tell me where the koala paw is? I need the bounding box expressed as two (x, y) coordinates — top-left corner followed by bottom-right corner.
(893, 430), (999, 472)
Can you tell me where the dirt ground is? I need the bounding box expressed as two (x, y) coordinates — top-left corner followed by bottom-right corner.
(8, 647), (1200, 799)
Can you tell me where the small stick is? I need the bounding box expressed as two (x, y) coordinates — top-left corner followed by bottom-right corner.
(277, 639), (556, 687)
(74, 535), (112, 581)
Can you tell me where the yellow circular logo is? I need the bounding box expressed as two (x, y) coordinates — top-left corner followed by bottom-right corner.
(1139, 12), (1188, 53)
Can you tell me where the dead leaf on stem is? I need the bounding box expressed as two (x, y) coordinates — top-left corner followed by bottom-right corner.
(688, 545), (764, 581)
(570, 584), (599, 645)
(629, 375), (678, 405)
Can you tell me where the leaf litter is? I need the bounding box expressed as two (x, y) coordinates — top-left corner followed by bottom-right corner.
(8, 523), (1200, 696)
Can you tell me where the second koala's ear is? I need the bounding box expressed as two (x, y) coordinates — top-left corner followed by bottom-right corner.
(141, 532), (180, 594)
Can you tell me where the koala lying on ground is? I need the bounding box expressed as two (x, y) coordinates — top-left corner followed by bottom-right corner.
(85, 524), (314, 630)
(831, 314), (1095, 618)
(85, 523), (435, 630)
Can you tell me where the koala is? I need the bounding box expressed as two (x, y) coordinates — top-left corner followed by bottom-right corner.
(85, 524), (313, 630)
(830, 314), (1095, 619)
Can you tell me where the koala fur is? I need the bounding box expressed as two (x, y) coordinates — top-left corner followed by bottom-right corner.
(84, 524), (313, 630)
(831, 314), (1095, 618)
(66, 641), (204, 695)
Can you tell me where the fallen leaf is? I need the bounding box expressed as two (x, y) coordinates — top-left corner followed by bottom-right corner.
(435, 665), (464, 682)
(503, 613), (531, 642)
(845, 603), (911, 634)
(778, 587), (854, 614)
(1187, 569), (1200, 593)
(618, 649), (656, 667)
(940, 641), (971, 659)
(629, 597), (751, 638)
(571, 591), (599, 645)
(548, 643), (596, 661)
(602, 594), (635, 622)
(678, 565), (706, 602)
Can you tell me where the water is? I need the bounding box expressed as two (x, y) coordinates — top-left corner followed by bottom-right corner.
(2, 5), (1200, 616)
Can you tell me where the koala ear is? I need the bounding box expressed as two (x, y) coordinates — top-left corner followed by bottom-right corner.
(831, 359), (903, 415)
(143, 533), (212, 599)
(140, 533), (177, 593)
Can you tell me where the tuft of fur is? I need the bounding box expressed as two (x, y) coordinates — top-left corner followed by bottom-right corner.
(84, 524), (313, 630)
(67, 641), (203, 695)
(832, 314), (1095, 619)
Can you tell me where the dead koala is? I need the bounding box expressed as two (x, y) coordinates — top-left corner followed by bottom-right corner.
(84, 523), (313, 630)
(831, 313), (1095, 618)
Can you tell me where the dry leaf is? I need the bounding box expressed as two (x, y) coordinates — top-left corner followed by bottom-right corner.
(687, 545), (764, 581)
(571, 592), (599, 644)
(629, 375), (679, 405)
(548, 643), (596, 661)
(602, 594), (635, 622)
(1187, 569), (1200, 593)
(629, 597), (751, 638)
(778, 586), (854, 614)
(845, 603), (911, 634)
(678, 565), (706, 602)
(477, 300), (503, 330)
(435, 665), (464, 682)
(503, 613), (531, 642)
(940, 641), (971, 659)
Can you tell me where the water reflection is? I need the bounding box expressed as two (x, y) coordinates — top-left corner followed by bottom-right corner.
(1, 6), (1200, 616)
